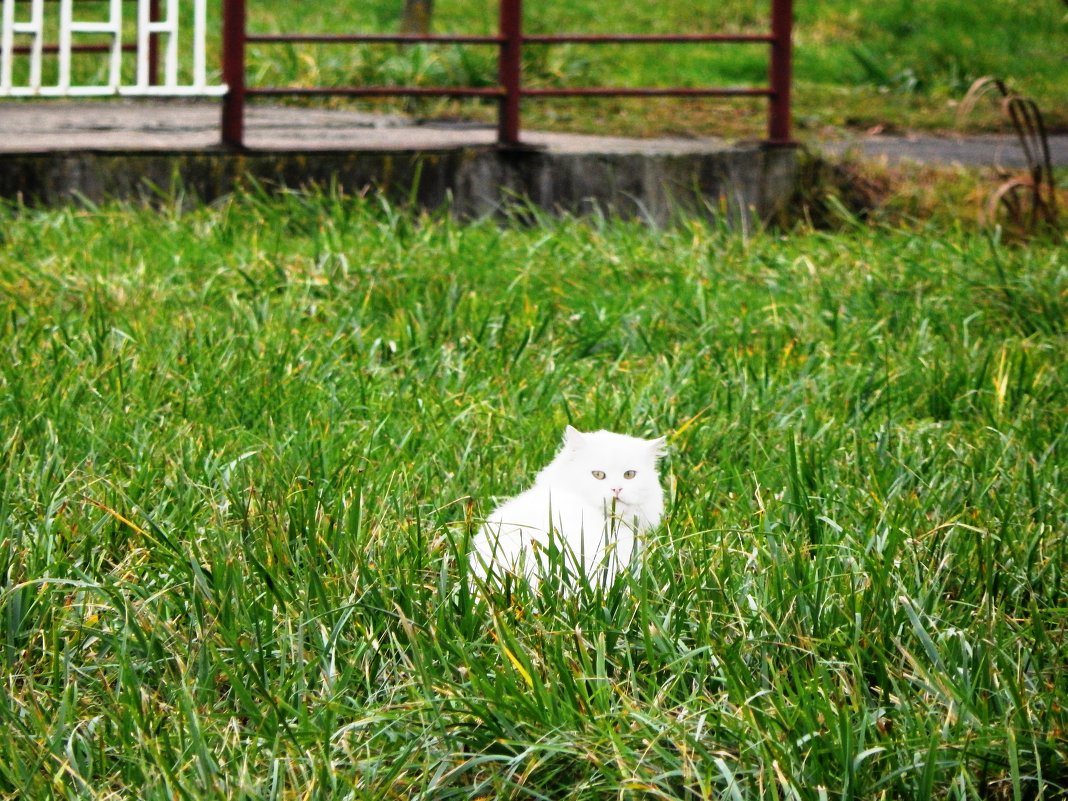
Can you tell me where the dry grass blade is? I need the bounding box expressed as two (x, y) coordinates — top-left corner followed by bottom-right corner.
(960, 76), (1060, 236)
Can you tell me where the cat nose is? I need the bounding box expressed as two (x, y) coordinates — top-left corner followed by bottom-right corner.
(611, 487), (622, 496)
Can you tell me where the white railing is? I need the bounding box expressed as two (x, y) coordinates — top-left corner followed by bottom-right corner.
(1, 0), (225, 96)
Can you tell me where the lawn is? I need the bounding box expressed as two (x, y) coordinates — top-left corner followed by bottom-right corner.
(1, 192), (1066, 798)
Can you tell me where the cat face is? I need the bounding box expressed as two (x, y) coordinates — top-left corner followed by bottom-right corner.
(556, 426), (666, 512)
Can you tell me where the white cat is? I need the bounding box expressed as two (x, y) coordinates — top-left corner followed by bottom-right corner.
(470, 426), (666, 586)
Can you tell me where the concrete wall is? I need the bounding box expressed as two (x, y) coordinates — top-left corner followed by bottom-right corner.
(0, 144), (798, 225)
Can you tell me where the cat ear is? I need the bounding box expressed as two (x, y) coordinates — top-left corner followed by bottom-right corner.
(564, 425), (585, 448)
(648, 435), (668, 458)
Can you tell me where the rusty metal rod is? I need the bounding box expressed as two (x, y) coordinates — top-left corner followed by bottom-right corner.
(221, 0), (246, 148)
(148, 0), (160, 86)
(12, 44), (137, 53)
(246, 86), (768, 99)
(246, 33), (503, 45)
(498, 0), (522, 145)
(244, 33), (772, 45)
(524, 87), (772, 97)
(767, 0), (793, 144)
(523, 33), (774, 44)
(248, 86), (505, 97)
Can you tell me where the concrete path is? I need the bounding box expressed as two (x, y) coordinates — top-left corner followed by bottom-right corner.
(2, 100), (1062, 218)
(3, 100), (1066, 166)
(0, 100), (734, 155)
(0, 100), (800, 221)
(819, 133), (1068, 169)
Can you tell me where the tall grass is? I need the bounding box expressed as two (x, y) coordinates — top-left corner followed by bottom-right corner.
(1, 192), (1066, 799)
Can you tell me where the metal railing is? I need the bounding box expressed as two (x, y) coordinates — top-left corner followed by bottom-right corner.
(1, 0), (224, 96)
(222, 0), (793, 148)
(1, 0), (793, 147)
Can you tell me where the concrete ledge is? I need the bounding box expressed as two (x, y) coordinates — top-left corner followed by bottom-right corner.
(0, 101), (798, 223)
(0, 144), (798, 224)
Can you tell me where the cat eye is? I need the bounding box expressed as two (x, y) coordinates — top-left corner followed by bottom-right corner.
(591, 470), (606, 480)
(623, 470), (637, 479)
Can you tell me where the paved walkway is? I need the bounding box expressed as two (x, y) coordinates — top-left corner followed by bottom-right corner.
(820, 133), (1068, 169)
(0, 100), (734, 155)
(3, 100), (1066, 166)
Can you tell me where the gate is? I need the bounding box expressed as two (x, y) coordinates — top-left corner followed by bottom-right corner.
(0, 0), (225, 96)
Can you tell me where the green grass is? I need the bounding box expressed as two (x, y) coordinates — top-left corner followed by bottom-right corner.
(1, 191), (1066, 799)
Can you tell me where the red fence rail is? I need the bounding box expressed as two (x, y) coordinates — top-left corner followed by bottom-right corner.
(222, 0), (793, 149)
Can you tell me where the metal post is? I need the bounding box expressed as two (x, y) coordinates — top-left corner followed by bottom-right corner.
(148, 0), (159, 85)
(221, 0), (246, 148)
(767, 0), (793, 144)
(498, 0), (521, 146)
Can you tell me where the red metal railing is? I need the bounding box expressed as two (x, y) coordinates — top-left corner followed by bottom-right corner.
(219, 0), (794, 149)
